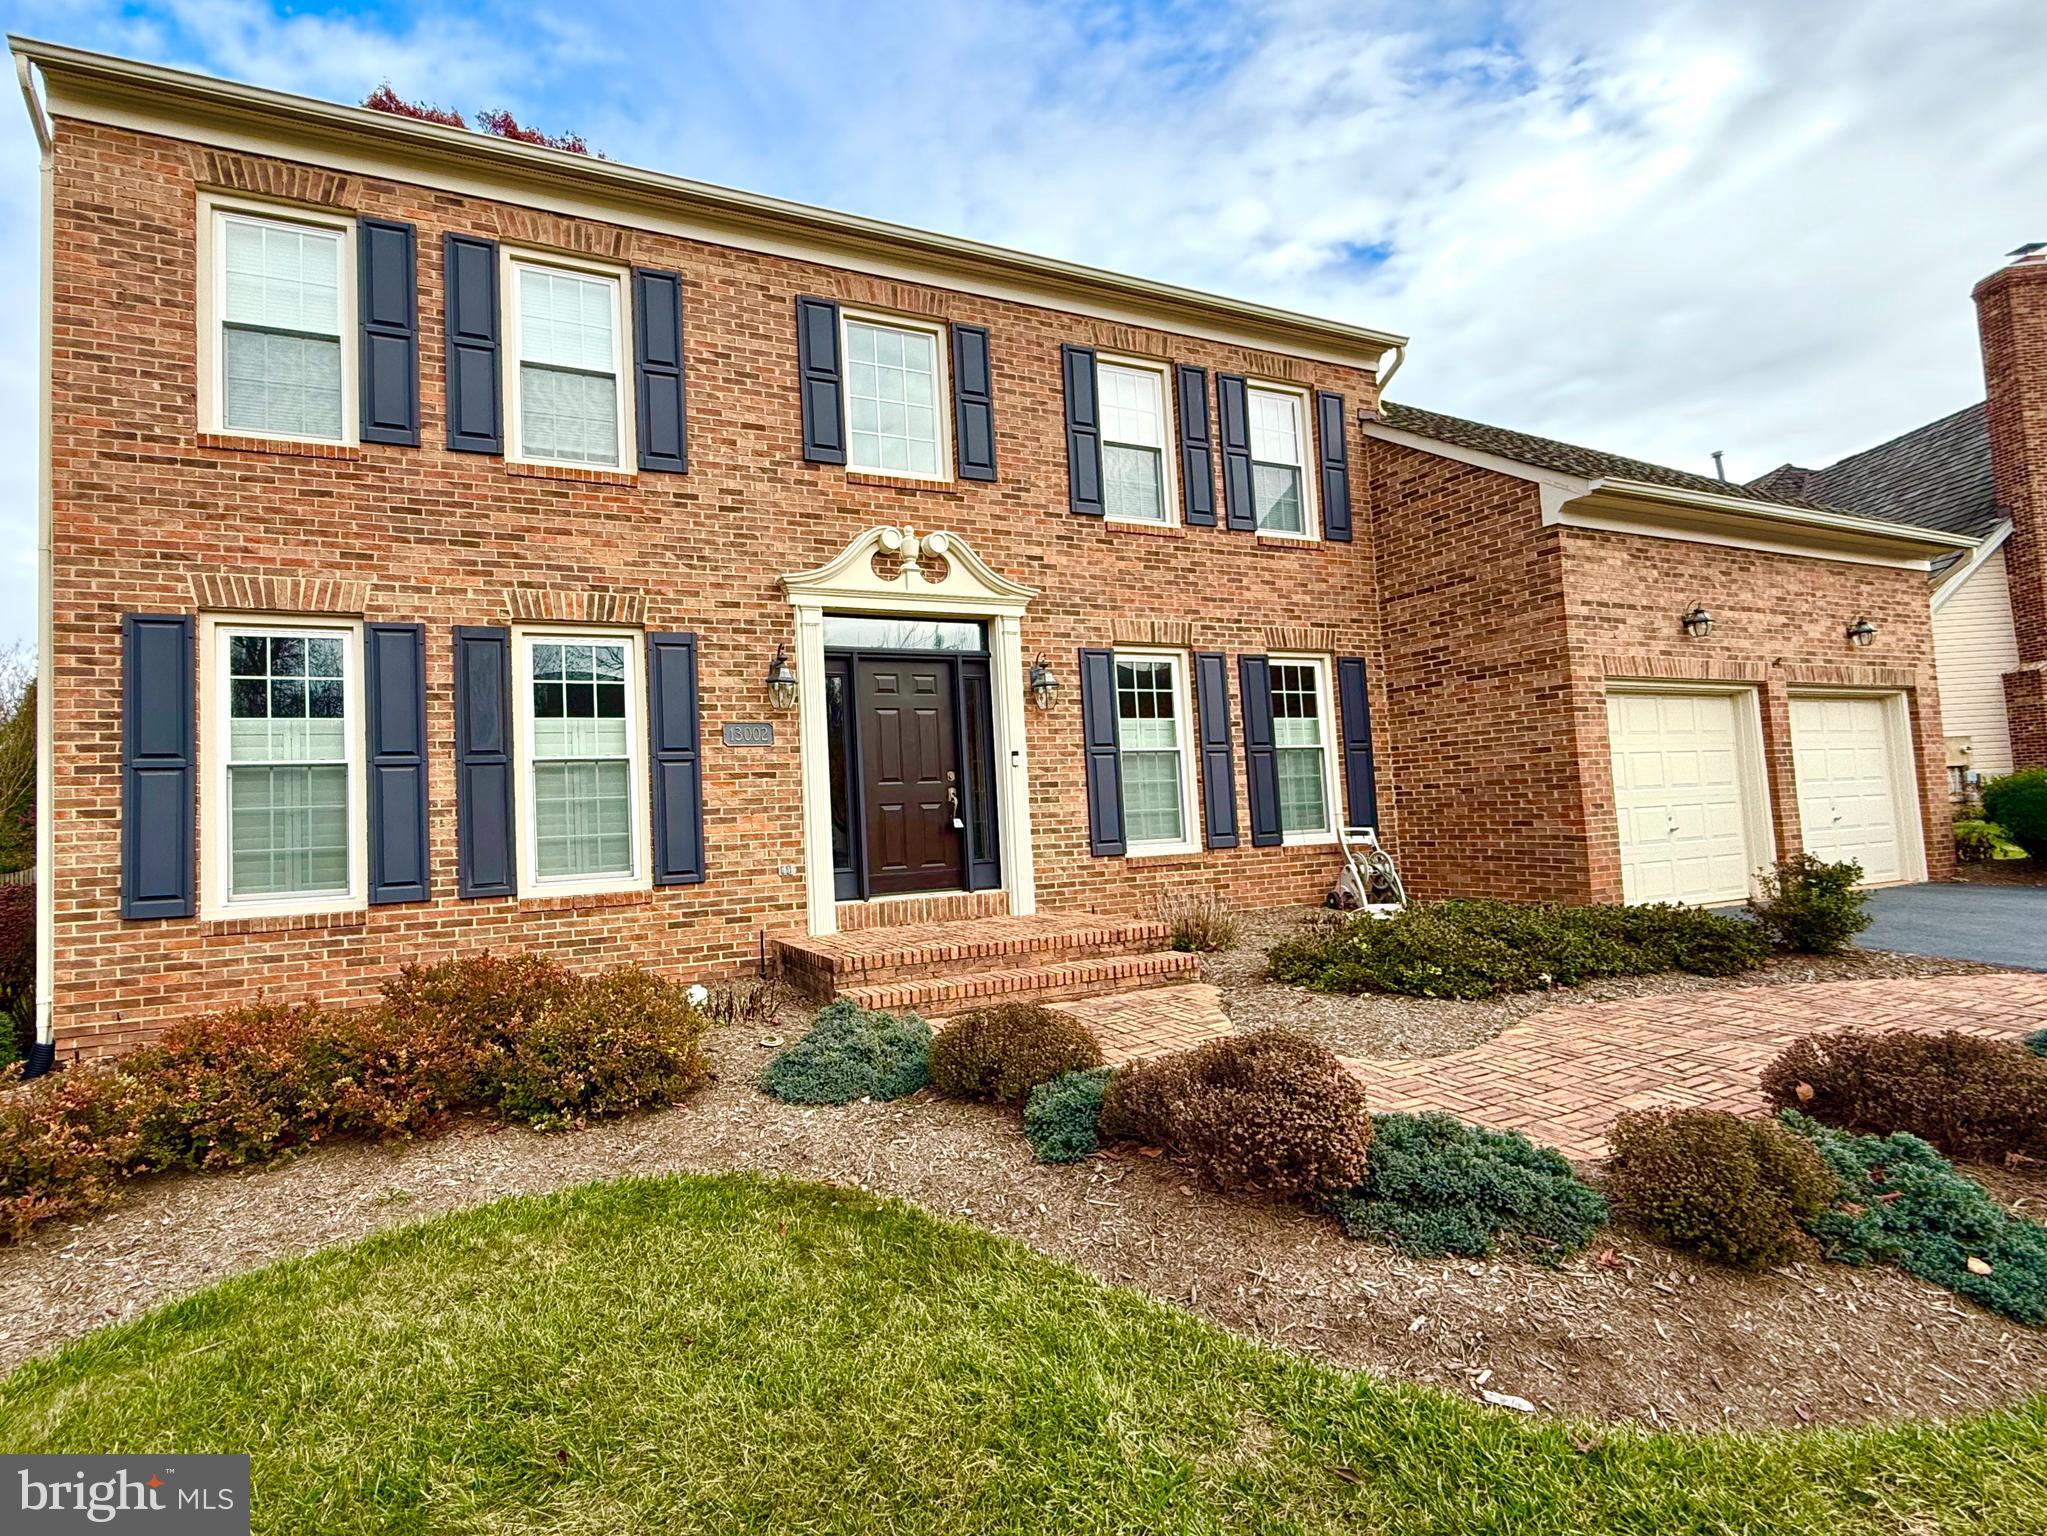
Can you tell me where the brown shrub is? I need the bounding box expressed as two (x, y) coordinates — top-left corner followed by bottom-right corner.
(1605, 1109), (1836, 1270)
(1759, 1029), (2047, 1160)
(484, 968), (713, 1130)
(0, 1062), (159, 1240)
(1100, 1030), (1374, 1201)
(928, 1004), (1103, 1106)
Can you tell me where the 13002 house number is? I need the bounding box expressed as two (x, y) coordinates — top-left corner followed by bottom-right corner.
(721, 722), (774, 747)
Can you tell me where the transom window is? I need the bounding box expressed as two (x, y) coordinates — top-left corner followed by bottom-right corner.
(843, 315), (948, 478)
(1248, 385), (1314, 537)
(1115, 652), (1195, 853)
(1098, 360), (1173, 525)
(508, 258), (628, 468)
(516, 632), (647, 894)
(822, 615), (985, 652)
(214, 209), (349, 442)
(1269, 659), (1335, 839)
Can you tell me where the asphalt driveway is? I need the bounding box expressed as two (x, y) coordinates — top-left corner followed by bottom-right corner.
(1860, 882), (2047, 971)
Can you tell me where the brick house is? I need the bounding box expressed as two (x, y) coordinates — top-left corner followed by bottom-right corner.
(13, 40), (1979, 1064)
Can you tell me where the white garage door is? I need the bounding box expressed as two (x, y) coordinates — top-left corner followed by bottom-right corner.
(1606, 690), (1759, 905)
(1790, 695), (1906, 884)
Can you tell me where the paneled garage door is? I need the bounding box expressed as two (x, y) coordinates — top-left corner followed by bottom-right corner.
(1606, 689), (1760, 906)
(1789, 695), (1908, 885)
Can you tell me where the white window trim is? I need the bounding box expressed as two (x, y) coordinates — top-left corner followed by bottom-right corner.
(196, 193), (360, 447)
(1114, 647), (1201, 857)
(501, 246), (636, 473)
(1247, 380), (1320, 541)
(1270, 652), (1340, 846)
(839, 306), (954, 482)
(1097, 353), (1180, 528)
(511, 625), (652, 899)
(198, 613), (367, 921)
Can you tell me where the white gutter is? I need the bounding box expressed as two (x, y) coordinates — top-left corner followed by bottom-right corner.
(1583, 476), (1981, 553)
(18, 54), (52, 1060)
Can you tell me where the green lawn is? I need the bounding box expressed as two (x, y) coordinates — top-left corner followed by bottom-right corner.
(2, 1175), (2043, 1534)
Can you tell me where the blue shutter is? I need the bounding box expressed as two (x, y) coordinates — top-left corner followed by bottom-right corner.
(1336, 657), (1379, 829)
(443, 234), (501, 454)
(647, 632), (706, 886)
(1217, 373), (1254, 532)
(358, 218), (419, 446)
(633, 267), (689, 474)
(453, 626), (515, 897)
(1061, 344), (1104, 516)
(1317, 390), (1352, 542)
(365, 623), (430, 904)
(951, 323), (997, 482)
(1193, 651), (1238, 849)
(121, 614), (194, 919)
(1176, 364), (1215, 526)
(1238, 654), (1281, 847)
(1078, 647), (1123, 855)
(796, 296), (846, 464)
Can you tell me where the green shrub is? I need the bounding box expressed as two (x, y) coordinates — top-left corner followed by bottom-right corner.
(1325, 1112), (1606, 1262)
(1760, 1029), (2047, 1160)
(929, 1003), (1103, 1106)
(1789, 1112), (2047, 1325)
(759, 999), (931, 1105)
(2027, 1028), (2047, 1059)
(1159, 890), (1238, 953)
(1748, 854), (1871, 955)
(1951, 819), (2023, 863)
(1101, 1030), (1373, 1201)
(1982, 768), (2047, 859)
(1266, 898), (1767, 999)
(1605, 1109), (1837, 1270)
(484, 969), (713, 1131)
(1023, 1068), (1113, 1164)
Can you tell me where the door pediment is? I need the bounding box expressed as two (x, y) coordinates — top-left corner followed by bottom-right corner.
(781, 525), (1037, 617)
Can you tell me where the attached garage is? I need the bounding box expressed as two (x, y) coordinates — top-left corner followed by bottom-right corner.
(1788, 693), (1924, 886)
(1605, 686), (1772, 906)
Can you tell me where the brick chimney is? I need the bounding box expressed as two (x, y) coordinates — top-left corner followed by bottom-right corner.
(1975, 244), (2047, 769)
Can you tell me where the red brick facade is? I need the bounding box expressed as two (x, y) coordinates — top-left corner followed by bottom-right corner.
(1974, 255), (2047, 769)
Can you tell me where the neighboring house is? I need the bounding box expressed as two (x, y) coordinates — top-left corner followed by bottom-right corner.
(8, 39), (1988, 1063)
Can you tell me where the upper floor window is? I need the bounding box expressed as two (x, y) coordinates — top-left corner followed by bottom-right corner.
(843, 312), (950, 479)
(1269, 657), (1337, 841)
(1098, 359), (1176, 525)
(1115, 651), (1197, 855)
(1248, 384), (1316, 538)
(506, 256), (629, 469)
(514, 630), (649, 895)
(206, 201), (356, 444)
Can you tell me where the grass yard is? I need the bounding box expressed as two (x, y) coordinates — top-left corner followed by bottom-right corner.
(2, 1175), (2043, 1535)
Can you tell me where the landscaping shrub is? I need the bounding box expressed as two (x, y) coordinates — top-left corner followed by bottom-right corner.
(1325, 1112), (1607, 1262)
(1604, 1109), (1837, 1270)
(1266, 899), (1766, 999)
(1982, 768), (2047, 859)
(1951, 820), (2018, 863)
(1789, 1112), (2047, 1326)
(700, 974), (787, 1029)
(1759, 1028), (2047, 1160)
(759, 999), (931, 1105)
(0, 1062), (159, 1240)
(1160, 890), (1239, 953)
(2028, 1028), (2047, 1059)
(1100, 1030), (1373, 1201)
(1023, 1068), (1114, 1164)
(1747, 854), (1871, 955)
(928, 1003), (1103, 1105)
(483, 969), (713, 1131)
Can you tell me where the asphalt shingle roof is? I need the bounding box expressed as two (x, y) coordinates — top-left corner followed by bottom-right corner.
(1744, 402), (2002, 542)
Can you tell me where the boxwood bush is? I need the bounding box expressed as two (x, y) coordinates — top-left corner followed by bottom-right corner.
(1747, 854), (1871, 955)
(758, 999), (931, 1105)
(929, 1003), (1103, 1106)
(1605, 1108), (1837, 1270)
(1760, 1028), (2047, 1160)
(1023, 1068), (1113, 1164)
(1983, 768), (2047, 859)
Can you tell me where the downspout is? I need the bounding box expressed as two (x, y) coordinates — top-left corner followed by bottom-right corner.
(18, 55), (54, 1077)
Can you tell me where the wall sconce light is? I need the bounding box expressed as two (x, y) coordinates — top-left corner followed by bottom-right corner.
(1029, 654), (1060, 712)
(1845, 616), (1878, 649)
(1680, 604), (1715, 639)
(765, 643), (798, 710)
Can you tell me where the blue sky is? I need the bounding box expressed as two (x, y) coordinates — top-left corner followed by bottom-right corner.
(0, 0), (2042, 646)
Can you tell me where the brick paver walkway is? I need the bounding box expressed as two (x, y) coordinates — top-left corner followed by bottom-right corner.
(1053, 984), (1233, 1063)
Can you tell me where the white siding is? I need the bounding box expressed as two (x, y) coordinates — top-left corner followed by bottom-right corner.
(1932, 547), (2020, 777)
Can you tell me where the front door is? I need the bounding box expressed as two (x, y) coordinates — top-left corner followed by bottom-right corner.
(857, 657), (964, 895)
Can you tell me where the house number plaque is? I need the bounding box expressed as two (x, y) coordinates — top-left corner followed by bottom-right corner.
(722, 722), (775, 747)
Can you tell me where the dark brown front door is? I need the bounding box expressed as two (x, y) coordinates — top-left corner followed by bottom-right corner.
(857, 658), (964, 895)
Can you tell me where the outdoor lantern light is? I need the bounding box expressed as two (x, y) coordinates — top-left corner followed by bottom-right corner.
(1845, 616), (1878, 649)
(765, 643), (798, 710)
(1029, 654), (1060, 712)
(1681, 604), (1715, 639)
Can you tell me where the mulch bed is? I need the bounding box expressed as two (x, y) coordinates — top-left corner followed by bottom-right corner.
(1949, 860), (2047, 887)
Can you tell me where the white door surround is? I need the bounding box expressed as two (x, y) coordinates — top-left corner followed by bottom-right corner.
(781, 526), (1039, 937)
(1788, 690), (1926, 887)
(1604, 681), (1775, 906)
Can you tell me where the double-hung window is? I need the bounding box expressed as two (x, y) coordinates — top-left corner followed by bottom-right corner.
(843, 312), (950, 479)
(1115, 651), (1197, 854)
(1269, 658), (1338, 840)
(1098, 358), (1175, 525)
(207, 201), (355, 444)
(1248, 384), (1316, 537)
(506, 256), (630, 469)
(515, 631), (648, 895)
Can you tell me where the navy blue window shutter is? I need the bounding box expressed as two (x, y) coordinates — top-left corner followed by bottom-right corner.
(365, 623), (430, 904)
(1193, 652), (1238, 849)
(1061, 344), (1104, 516)
(951, 323), (997, 482)
(647, 632), (706, 886)
(1336, 656), (1380, 829)
(1317, 391), (1352, 542)
(796, 296), (846, 464)
(1238, 654), (1281, 847)
(1176, 364), (1215, 526)
(358, 218), (419, 446)
(443, 234), (501, 454)
(1217, 373), (1254, 531)
(121, 614), (195, 919)
(453, 626), (515, 897)
(1078, 647), (1124, 855)
(633, 267), (689, 474)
